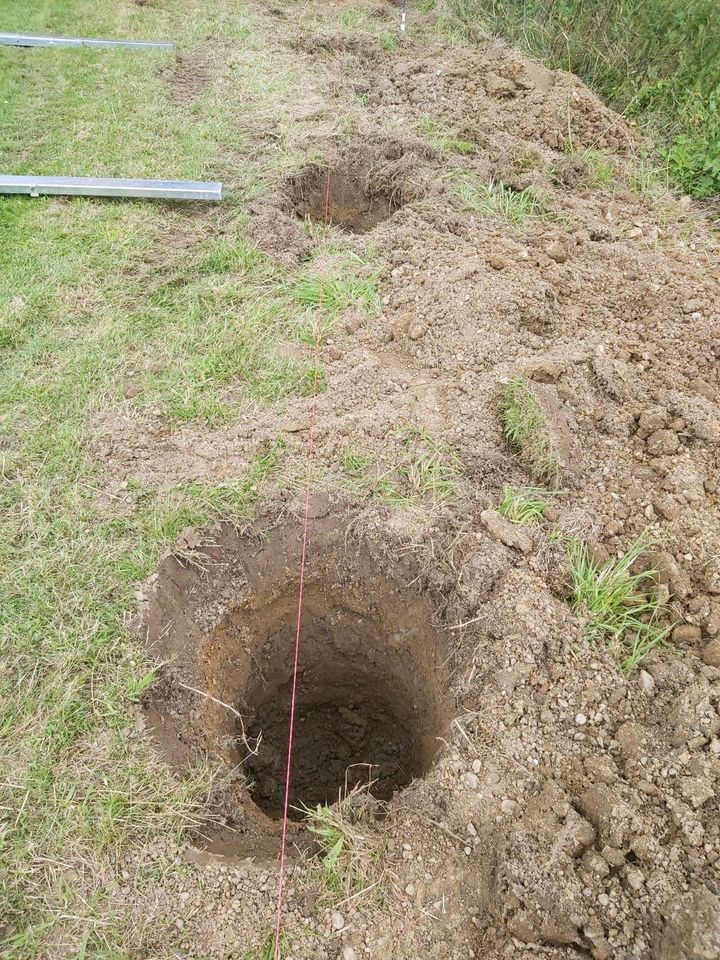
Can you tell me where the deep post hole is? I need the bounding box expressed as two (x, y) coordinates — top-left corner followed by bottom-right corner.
(143, 513), (450, 849)
(241, 606), (442, 819)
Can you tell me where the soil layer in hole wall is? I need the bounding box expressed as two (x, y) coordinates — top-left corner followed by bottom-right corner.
(242, 598), (442, 818)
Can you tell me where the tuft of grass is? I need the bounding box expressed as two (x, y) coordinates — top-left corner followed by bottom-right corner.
(290, 273), (378, 314)
(389, 428), (466, 505)
(511, 146), (545, 172)
(452, 174), (550, 225)
(339, 431), (466, 507)
(417, 117), (474, 154)
(242, 931), (288, 960)
(498, 485), (557, 523)
(300, 785), (383, 901)
(629, 157), (671, 197)
(500, 378), (559, 483)
(565, 147), (617, 188)
(401, 447), (463, 502)
(568, 534), (671, 672)
(340, 7), (369, 30)
(339, 445), (375, 478)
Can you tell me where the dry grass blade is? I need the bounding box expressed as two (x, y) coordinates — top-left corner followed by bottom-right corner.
(498, 484), (559, 523)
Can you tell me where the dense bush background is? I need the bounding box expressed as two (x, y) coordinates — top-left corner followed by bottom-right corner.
(437, 0), (720, 197)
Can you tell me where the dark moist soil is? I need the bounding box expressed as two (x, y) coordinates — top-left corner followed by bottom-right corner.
(142, 501), (450, 843)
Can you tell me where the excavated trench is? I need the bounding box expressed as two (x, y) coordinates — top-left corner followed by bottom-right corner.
(143, 510), (450, 847)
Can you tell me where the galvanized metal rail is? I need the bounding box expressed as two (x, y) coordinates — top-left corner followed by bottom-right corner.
(0, 175), (223, 201)
(0, 32), (174, 50)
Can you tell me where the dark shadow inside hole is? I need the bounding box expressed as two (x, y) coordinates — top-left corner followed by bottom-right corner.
(244, 679), (422, 819)
(239, 604), (445, 821)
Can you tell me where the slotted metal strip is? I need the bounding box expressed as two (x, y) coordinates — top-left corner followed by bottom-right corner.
(0, 175), (222, 201)
(0, 32), (174, 50)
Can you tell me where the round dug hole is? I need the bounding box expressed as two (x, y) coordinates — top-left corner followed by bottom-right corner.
(143, 510), (450, 846)
(290, 156), (407, 234)
(242, 584), (443, 819)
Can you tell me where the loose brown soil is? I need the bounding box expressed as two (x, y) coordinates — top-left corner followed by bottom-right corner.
(104, 1), (720, 958)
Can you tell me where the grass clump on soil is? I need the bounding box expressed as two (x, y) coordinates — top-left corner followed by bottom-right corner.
(433, 0), (720, 198)
(300, 786), (383, 902)
(417, 117), (474, 155)
(338, 430), (466, 507)
(560, 147), (617, 189)
(242, 931), (291, 960)
(577, 148), (617, 188)
(568, 534), (671, 672)
(452, 174), (550, 226)
(498, 484), (557, 524)
(291, 272), (379, 314)
(339, 444), (375, 479)
(399, 433), (465, 503)
(500, 378), (559, 483)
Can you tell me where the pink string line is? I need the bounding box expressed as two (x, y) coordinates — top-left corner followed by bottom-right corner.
(272, 43), (339, 960)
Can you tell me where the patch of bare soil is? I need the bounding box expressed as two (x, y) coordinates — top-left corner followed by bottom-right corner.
(161, 52), (213, 105)
(103, 4), (720, 958)
(245, 200), (313, 266)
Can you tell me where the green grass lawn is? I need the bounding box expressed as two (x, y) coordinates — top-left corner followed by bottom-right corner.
(0, 2), (371, 955)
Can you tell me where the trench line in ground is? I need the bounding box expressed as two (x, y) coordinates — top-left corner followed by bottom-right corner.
(272, 32), (342, 960)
